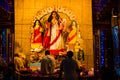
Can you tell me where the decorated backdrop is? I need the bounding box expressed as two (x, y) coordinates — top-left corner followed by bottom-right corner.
(15, 0), (93, 69)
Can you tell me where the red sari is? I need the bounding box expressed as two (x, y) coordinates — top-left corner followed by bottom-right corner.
(43, 21), (65, 55)
(30, 26), (43, 49)
(42, 28), (50, 49)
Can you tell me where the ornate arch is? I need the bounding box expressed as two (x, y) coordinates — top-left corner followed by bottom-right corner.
(32, 6), (76, 25)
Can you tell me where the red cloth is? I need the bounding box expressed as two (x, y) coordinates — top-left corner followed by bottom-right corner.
(43, 29), (50, 49)
(50, 49), (64, 55)
(30, 26), (43, 43)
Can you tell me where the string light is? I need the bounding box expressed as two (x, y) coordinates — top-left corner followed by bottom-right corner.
(100, 30), (105, 67)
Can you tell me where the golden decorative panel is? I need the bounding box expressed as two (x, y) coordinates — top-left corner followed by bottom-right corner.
(15, 0), (93, 69)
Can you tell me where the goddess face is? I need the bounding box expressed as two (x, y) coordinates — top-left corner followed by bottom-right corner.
(52, 12), (57, 18)
(72, 22), (76, 29)
(35, 20), (40, 25)
(72, 21), (76, 26)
